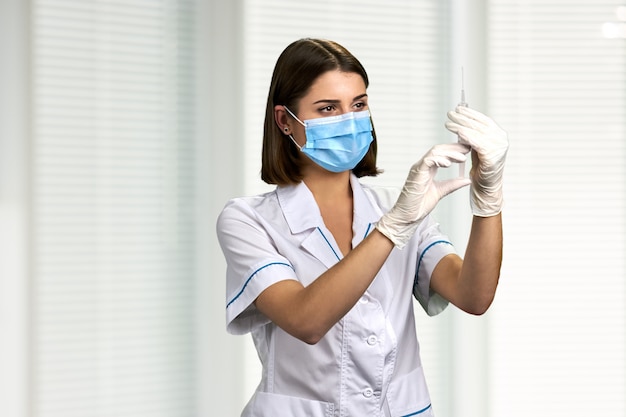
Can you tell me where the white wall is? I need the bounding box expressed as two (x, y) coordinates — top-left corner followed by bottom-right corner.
(0, 1), (248, 416)
(194, 1), (247, 416)
(0, 0), (30, 416)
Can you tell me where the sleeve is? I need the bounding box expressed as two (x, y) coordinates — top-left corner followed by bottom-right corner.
(216, 199), (299, 335)
(412, 215), (456, 316)
(361, 183), (454, 316)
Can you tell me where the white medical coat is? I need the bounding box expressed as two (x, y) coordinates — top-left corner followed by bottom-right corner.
(217, 174), (455, 417)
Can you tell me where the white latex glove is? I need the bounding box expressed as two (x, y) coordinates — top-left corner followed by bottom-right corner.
(445, 106), (508, 217)
(375, 143), (471, 248)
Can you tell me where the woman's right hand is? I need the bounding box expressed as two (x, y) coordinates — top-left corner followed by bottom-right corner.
(375, 143), (471, 248)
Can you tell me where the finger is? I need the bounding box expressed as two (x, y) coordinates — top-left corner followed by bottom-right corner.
(445, 120), (461, 135)
(454, 106), (495, 127)
(445, 123), (479, 147)
(436, 177), (472, 198)
(427, 147), (470, 167)
(432, 142), (471, 155)
(427, 155), (453, 168)
(447, 110), (486, 131)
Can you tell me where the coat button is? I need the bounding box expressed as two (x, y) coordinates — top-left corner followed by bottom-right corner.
(367, 335), (378, 345)
(363, 388), (373, 398)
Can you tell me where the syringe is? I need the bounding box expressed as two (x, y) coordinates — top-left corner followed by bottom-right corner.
(458, 67), (468, 178)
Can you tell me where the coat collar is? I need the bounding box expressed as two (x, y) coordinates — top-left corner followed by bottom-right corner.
(276, 173), (390, 292)
(276, 173), (382, 242)
(350, 174), (384, 241)
(276, 180), (323, 235)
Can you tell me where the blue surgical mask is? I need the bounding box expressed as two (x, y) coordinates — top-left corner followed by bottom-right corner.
(284, 107), (374, 173)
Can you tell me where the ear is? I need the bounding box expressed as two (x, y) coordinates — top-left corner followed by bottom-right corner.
(274, 105), (291, 135)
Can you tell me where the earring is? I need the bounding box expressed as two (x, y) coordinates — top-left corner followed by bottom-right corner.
(284, 127), (289, 132)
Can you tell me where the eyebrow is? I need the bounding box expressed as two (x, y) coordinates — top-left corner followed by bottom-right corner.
(312, 93), (368, 105)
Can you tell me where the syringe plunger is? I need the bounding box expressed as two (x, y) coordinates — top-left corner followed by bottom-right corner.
(458, 67), (468, 177)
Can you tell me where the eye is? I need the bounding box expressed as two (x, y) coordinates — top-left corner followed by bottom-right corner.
(319, 105), (336, 113)
(354, 101), (368, 110)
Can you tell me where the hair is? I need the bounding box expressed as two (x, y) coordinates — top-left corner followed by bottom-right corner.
(261, 38), (381, 185)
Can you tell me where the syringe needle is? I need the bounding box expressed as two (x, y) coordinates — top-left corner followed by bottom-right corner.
(459, 67), (467, 107)
(458, 67), (468, 177)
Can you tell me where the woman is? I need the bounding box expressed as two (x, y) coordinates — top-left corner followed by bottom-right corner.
(217, 38), (507, 417)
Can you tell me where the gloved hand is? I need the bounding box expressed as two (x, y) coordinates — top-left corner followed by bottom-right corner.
(375, 143), (471, 248)
(445, 106), (508, 217)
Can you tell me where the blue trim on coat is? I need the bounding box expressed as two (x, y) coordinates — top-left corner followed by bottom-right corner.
(363, 223), (373, 240)
(414, 240), (453, 288)
(226, 262), (294, 308)
(317, 227), (341, 261)
(402, 403), (432, 416)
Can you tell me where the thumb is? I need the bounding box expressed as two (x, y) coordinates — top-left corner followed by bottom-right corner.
(436, 177), (471, 198)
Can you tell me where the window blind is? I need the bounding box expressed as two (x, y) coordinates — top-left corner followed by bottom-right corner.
(487, 1), (625, 416)
(240, 1), (453, 413)
(31, 1), (196, 416)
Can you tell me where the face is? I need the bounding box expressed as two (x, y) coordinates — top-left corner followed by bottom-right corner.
(275, 70), (369, 148)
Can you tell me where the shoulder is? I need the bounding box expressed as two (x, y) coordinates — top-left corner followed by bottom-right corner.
(216, 189), (280, 233)
(218, 190), (278, 219)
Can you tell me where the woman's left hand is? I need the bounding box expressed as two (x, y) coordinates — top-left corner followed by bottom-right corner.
(445, 106), (508, 217)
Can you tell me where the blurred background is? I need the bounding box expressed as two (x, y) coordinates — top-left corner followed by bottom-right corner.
(1, 0), (624, 416)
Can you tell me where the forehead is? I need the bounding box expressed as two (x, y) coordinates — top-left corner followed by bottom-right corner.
(304, 70), (367, 99)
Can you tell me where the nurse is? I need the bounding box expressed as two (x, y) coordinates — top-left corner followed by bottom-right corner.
(217, 38), (507, 417)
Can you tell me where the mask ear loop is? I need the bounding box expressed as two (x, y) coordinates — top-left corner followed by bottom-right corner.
(283, 106), (305, 151)
(283, 106), (305, 126)
(288, 133), (303, 151)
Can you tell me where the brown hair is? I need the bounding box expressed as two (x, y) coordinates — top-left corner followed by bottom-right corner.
(261, 38), (381, 185)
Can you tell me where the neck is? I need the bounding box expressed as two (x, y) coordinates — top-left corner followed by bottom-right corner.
(302, 170), (352, 203)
